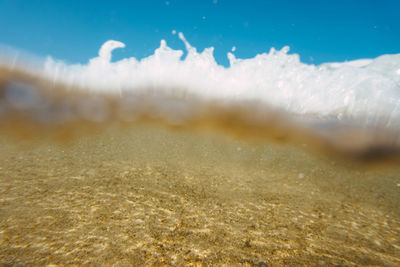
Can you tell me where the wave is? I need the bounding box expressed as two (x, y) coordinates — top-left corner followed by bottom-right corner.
(1, 34), (400, 163)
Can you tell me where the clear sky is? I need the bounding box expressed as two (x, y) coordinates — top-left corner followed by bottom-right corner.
(0, 0), (399, 66)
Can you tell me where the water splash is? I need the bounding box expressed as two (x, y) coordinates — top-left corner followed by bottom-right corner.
(1, 34), (400, 162)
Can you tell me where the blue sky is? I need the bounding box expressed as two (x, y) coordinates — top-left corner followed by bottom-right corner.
(0, 0), (399, 66)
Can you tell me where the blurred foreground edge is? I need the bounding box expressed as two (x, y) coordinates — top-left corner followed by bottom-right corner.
(1, 65), (400, 166)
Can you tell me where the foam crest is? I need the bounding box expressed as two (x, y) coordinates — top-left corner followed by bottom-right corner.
(39, 34), (400, 128)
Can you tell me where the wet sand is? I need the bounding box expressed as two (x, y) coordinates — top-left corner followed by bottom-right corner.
(0, 124), (400, 266)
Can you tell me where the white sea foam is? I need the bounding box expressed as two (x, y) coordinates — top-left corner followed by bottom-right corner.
(4, 33), (400, 128)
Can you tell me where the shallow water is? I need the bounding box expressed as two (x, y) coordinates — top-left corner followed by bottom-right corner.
(1, 58), (400, 265)
(0, 124), (399, 266)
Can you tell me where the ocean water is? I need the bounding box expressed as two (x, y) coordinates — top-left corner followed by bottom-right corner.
(0, 37), (400, 265)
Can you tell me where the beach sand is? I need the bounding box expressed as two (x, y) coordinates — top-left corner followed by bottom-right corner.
(0, 123), (399, 266)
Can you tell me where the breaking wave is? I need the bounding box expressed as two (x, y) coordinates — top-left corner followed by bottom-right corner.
(1, 33), (400, 162)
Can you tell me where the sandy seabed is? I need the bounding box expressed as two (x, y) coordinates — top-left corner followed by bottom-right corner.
(0, 124), (399, 266)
